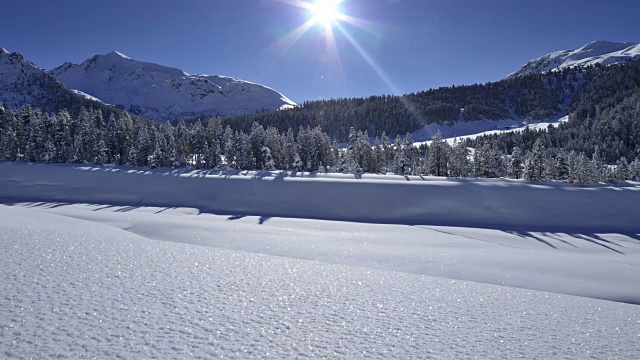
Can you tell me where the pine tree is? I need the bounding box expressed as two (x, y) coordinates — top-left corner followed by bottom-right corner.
(554, 150), (569, 180)
(509, 147), (523, 179)
(591, 145), (606, 183)
(427, 130), (449, 177)
(392, 135), (408, 175)
(262, 146), (275, 171)
(1, 110), (18, 160)
(293, 152), (303, 172)
(449, 140), (470, 177)
(528, 138), (545, 180)
(615, 157), (630, 181)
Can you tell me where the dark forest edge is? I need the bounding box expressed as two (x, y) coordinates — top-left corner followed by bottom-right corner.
(1, 104), (639, 185)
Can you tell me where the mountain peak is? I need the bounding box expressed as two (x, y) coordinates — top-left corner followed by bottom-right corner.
(507, 40), (640, 79)
(51, 52), (296, 122)
(0, 48), (8, 54)
(575, 40), (637, 55)
(104, 50), (130, 60)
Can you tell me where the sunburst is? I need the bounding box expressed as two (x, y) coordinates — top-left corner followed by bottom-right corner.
(269, 0), (408, 102)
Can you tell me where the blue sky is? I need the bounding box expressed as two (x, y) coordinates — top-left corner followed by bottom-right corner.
(2, 0), (639, 103)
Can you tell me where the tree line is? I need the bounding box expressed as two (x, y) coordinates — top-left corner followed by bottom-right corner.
(2, 104), (639, 184)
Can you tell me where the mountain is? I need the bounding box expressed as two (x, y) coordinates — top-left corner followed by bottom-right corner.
(0, 47), (79, 112)
(507, 40), (640, 79)
(50, 51), (296, 122)
(0, 48), (154, 124)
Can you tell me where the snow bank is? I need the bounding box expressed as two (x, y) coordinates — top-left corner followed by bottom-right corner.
(18, 201), (640, 304)
(1, 162), (638, 234)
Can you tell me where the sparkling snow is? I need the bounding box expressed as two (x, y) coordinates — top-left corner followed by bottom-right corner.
(1, 206), (639, 359)
(1, 162), (640, 358)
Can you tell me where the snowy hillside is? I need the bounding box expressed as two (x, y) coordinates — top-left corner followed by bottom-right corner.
(507, 40), (640, 79)
(0, 48), (73, 111)
(50, 51), (296, 122)
(413, 116), (569, 145)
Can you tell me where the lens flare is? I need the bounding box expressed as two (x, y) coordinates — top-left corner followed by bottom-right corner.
(308, 0), (341, 26)
(271, 0), (416, 111)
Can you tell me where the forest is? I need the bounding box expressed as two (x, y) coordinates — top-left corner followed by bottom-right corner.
(2, 60), (640, 184)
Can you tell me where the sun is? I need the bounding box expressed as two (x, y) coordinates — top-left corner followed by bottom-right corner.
(308, 0), (342, 26)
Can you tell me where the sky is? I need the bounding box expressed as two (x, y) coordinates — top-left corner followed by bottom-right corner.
(2, 0), (640, 103)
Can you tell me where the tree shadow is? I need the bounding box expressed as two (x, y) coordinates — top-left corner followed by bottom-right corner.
(503, 230), (557, 249)
(227, 214), (246, 221)
(570, 233), (625, 254)
(259, 216), (271, 225)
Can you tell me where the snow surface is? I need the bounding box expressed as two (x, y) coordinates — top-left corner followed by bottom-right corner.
(49, 51), (297, 122)
(70, 89), (103, 103)
(413, 116), (569, 146)
(2, 205), (639, 359)
(507, 40), (640, 79)
(2, 162), (640, 357)
(1, 161), (640, 304)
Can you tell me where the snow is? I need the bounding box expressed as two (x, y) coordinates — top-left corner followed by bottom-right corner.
(0, 49), (49, 108)
(2, 162), (638, 234)
(70, 89), (103, 103)
(2, 205), (639, 358)
(108, 50), (130, 59)
(2, 161), (640, 303)
(414, 116), (569, 146)
(49, 51), (297, 122)
(1, 162), (640, 357)
(508, 40), (640, 79)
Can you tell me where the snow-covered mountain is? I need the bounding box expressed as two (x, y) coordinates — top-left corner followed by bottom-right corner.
(0, 47), (78, 112)
(50, 51), (296, 122)
(507, 40), (640, 79)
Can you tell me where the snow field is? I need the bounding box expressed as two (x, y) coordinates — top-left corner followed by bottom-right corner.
(1, 206), (639, 359)
(11, 201), (640, 304)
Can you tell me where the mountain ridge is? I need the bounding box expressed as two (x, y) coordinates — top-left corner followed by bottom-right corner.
(507, 40), (640, 79)
(50, 51), (296, 122)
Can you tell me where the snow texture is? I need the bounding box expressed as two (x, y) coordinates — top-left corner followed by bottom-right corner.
(1, 205), (639, 359)
(49, 51), (297, 122)
(1, 161), (640, 305)
(507, 40), (640, 79)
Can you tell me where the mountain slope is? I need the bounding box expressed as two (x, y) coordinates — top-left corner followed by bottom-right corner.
(50, 51), (296, 122)
(0, 47), (158, 127)
(507, 40), (640, 79)
(0, 47), (80, 112)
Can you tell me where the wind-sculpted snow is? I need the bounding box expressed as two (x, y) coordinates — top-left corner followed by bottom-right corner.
(1, 206), (639, 359)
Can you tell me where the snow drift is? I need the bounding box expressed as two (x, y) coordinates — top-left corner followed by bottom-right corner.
(1, 162), (638, 234)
